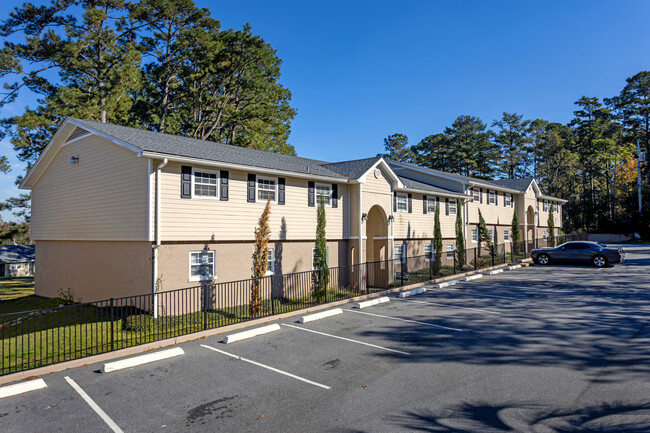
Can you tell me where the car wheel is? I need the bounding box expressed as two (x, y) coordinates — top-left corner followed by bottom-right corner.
(537, 253), (550, 265)
(592, 255), (607, 267)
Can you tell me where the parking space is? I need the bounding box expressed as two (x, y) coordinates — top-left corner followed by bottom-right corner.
(2, 245), (650, 432)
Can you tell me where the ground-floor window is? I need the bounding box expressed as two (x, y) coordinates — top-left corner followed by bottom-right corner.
(312, 246), (329, 269)
(424, 243), (433, 261)
(266, 248), (275, 275)
(471, 228), (478, 243)
(543, 230), (548, 240)
(504, 228), (510, 242)
(394, 244), (405, 262)
(446, 243), (454, 259)
(189, 250), (215, 281)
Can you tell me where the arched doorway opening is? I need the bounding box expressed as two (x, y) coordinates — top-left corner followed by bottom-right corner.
(526, 205), (536, 250)
(366, 205), (388, 289)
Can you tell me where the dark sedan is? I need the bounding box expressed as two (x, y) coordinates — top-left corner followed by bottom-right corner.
(531, 241), (625, 267)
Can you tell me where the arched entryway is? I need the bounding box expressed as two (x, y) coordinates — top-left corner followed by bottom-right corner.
(366, 205), (389, 289)
(526, 205), (536, 250)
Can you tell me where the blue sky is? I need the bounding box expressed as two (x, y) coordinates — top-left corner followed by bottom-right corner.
(1, 0), (649, 221)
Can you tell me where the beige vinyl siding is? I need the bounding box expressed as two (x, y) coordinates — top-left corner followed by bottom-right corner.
(156, 162), (346, 241)
(394, 194), (455, 239)
(467, 188), (516, 227)
(360, 165), (393, 215)
(31, 135), (149, 241)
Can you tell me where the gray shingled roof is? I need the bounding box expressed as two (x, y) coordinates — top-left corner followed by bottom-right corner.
(397, 175), (466, 197)
(0, 245), (35, 263)
(319, 157), (382, 179)
(488, 177), (534, 192)
(70, 118), (345, 180)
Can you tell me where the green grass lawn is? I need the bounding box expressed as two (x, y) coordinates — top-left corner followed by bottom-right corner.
(0, 277), (66, 315)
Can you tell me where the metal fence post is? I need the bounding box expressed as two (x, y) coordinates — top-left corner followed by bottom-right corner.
(110, 297), (114, 352)
(474, 247), (477, 270)
(202, 285), (207, 330)
(453, 250), (456, 274)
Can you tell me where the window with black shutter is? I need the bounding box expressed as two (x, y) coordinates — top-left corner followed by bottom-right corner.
(220, 170), (229, 201)
(332, 184), (338, 208)
(181, 166), (192, 198)
(278, 177), (285, 205)
(247, 174), (256, 202)
(308, 181), (315, 206)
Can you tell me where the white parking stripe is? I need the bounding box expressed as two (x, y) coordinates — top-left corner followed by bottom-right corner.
(281, 324), (410, 355)
(64, 376), (124, 433)
(345, 310), (463, 331)
(200, 344), (330, 390)
(399, 299), (502, 315)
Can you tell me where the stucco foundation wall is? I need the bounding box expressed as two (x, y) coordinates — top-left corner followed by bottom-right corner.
(158, 240), (348, 292)
(35, 241), (152, 302)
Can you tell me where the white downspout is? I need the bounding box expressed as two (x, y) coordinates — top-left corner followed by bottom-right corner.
(358, 183), (363, 292)
(153, 158), (168, 318)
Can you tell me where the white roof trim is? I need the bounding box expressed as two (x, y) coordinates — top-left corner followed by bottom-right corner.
(67, 118), (143, 154)
(140, 151), (347, 183)
(20, 120), (74, 189)
(358, 158), (403, 187)
(389, 161), (467, 186)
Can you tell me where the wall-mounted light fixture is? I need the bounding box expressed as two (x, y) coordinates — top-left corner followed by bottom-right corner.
(388, 215), (394, 223)
(69, 156), (79, 164)
(361, 213), (368, 222)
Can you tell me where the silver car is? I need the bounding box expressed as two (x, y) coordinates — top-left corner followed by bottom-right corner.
(531, 241), (625, 267)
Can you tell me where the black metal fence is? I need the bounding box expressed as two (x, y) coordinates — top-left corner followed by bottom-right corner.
(1, 233), (586, 376)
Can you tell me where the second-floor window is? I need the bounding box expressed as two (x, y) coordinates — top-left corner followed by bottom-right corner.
(194, 170), (218, 198)
(543, 200), (549, 211)
(505, 193), (512, 207)
(472, 188), (480, 202)
(426, 197), (437, 213)
(396, 193), (408, 212)
(553, 202), (558, 212)
(488, 191), (496, 205)
(448, 199), (457, 215)
(315, 184), (332, 206)
(257, 177), (277, 202)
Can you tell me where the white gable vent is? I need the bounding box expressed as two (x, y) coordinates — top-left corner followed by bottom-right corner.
(66, 127), (90, 143)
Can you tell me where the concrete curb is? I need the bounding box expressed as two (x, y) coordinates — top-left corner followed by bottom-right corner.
(0, 261), (518, 386)
(355, 297), (390, 309)
(101, 347), (184, 373)
(298, 308), (343, 323)
(0, 378), (47, 399)
(222, 324), (281, 344)
(463, 274), (483, 281)
(398, 288), (427, 298)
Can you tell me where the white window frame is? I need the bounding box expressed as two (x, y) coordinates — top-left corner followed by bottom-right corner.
(488, 228), (494, 242)
(471, 228), (478, 243)
(543, 200), (549, 212)
(266, 248), (275, 276)
(505, 193), (512, 207)
(425, 197), (437, 214)
(472, 188), (480, 202)
(315, 183), (332, 207)
(504, 228), (510, 242)
(553, 202), (558, 213)
(446, 243), (454, 260)
(189, 250), (216, 282)
(192, 168), (219, 199)
(312, 246), (330, 270)
(396, 193), (408, 212)
(394, 244), (405, 262)
(448, 199), (457, 215)
(488, 191), (496, 205)
(256, 176), (278, 203)
(10, 263), (22, 270)
(543, 230), (548, 240)
(424, 243), (433, 262)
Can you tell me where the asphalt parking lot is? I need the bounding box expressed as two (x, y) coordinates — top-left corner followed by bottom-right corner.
(2, 245), (650, 432)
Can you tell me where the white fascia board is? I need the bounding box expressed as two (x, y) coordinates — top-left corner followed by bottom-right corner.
(140, 151), (348, 184)
(468, 180), (521, 194)
(67, 118), (143, 155)
(538, 194), (568, 204)
(389, 161), (467, 186)
(357, 158), (403, 188)
(394, 186), (468, 200)
(20, 119), (75, 189)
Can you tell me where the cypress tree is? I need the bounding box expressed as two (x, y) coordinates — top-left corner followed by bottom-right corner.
(548, 205), (556, 247)
(250, 198), (271, 316)
(312, 196), (328, 301)
(432, 204), (443, 275)
(511, 207), (521, 260)
(455, 199), (465, 268)
(478, 209), (494, 260)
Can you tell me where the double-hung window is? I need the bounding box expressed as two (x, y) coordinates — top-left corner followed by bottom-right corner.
(543, 200), (549, 211)
(189, 250), (215, 281)
(553, 202), (558, 212)
(472, 188), (480, 202)
(194, 170), (218, 198)
(471, 228), (478, 243)
(504, 228), (510, 242)
(396, 193), (408, 212)
(446, 243), (454, 260)
(488, 228), (494, 242)
(312, 246), (330, 269)
(424, 243), (433, 261)
(315, 184), (332, 206)
(488, 191), (496, 205)
(257, 177), (277, 202)
(505, 193), (512, 207)
(543, 230), (548, 240)
(394, 244), (405, 262)
(266, 248), (275, 275)
(10, 263), (22, 270)
(448, 199), (457, 215)
(425, 197), (437, 214)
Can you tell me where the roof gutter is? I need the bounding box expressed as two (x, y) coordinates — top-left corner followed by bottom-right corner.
(140, 151), (347, 183)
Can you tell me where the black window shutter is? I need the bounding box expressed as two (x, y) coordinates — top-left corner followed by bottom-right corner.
(504, 193), (507, 207)
(495, 190), (498, 206)
(479, 188), (483, 203)
(308, 181), (315, 207)
(445, 198), (450, 215)
(247, 174), (256, 202)
(331, 184), (338, 208)
(423, 195), (428, 214)
(436, 197), (440, 212)
(278, 177), (285, 205)
(407, 194), (412, 213)
(393, 191), (397, 212)
(220, 170), (229, 201)
(511, 194), (514, 208)
(181, 165), (192, 199)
